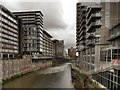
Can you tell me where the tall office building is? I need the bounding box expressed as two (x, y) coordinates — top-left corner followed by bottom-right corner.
(13, 11), (44, 56)
(0, 5), (19, 59)
(76, 2), (120, 71)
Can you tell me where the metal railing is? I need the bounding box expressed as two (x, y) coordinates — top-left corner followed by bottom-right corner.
(90, 62), (119, 74)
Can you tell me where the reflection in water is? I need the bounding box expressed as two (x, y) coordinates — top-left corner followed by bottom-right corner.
(3, 63), (74, 88)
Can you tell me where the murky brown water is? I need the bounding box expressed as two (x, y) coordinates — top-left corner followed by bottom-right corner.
(3, 63), (74, 88)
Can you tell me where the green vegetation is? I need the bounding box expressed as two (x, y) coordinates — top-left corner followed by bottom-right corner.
(71, 68), (100, 89)
(2, 71), (33, 84)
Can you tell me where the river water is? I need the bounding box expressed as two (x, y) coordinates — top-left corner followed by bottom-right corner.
(3, 63), (74, 88)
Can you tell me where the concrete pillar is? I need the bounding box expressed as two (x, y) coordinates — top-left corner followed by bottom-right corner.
(1, 54), (3, 59)
(111, 49), (112, 62)
(8, 54), (9, 58)
(95, 45), (100, 68)
(13, 54), (14, 58)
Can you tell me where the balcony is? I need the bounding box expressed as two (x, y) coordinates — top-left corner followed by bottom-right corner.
(86, 33), (95, 39)
(79, 20), (86, 28)
(76, 35), (80, 40)
(87, 12), (102, 26)
(76, 39), (80, 44)
(87, 21), (101, 33)
(77, 45), (86, 52)
(79, 25), (86, 33)
(79, 35), (86, 41)
(76, 42), (80, 46)
(79, 30), (86, 37)
(77, 29), (81, 35)
(79, 14), (86, 22)
(108, 31), (120, 41)
(80, 40), (86, 45)
(86, 40), (95, 46)
(87, 4), (102, 19)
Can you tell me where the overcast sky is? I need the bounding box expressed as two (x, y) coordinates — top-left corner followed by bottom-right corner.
(1, 0), (79, 52)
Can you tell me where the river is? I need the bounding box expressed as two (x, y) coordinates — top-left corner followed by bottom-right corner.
(3, 63), (74, 88)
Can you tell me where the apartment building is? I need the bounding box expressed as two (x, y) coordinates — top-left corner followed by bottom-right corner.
(92, 22), (120, 90)
(0, 5), (19, 59)
(68, 47), (76, 59)
(53, 40), (64, 59)
(76, 2), (120, 71)
(101, 23), (120, 64)
(12, 11), (44, 56)
(42, 30), (53, 58)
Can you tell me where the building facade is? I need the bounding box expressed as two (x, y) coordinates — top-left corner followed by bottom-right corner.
(76, 2), (120, 71)
(42, 30), (53, 58)
(13, 11), (54, 60)
(68, 47), (76, 59)
(13, 11), (44, 56)
(0, 5), (19, 59)
(53, 40), (64, 59)
(101, 23), (120, 64)
(92, 22), (120, 90)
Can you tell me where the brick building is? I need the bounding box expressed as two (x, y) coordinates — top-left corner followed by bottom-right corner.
(68, 47), (76, 59)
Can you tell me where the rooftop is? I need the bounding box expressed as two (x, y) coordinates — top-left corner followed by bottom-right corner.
(12, 11), (43, 16)
(43, 30), (53, 38)
(0, 5), (17, 19)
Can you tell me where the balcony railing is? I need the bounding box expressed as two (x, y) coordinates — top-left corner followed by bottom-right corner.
(79, 35), (86, 41)
(87, 12), (101, 26)
(87, 4), (102, 19)
(90, 62), (120, 74)
(86, 39), (95, 46)
(79, 25), (86, 33)
(77, 45), (86, 51)
(87, 21), (101, 33)
(86, 33), (95, 39)
(79, 30), (86, 37)
(80, 40), (86, 45)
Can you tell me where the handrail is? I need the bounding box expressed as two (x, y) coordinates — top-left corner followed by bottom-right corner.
(90, 62), (119, 74)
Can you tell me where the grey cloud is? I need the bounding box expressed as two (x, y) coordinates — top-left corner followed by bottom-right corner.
(47, 24), (76, 50)
(1, 1), (76, 50)
(20, 2), (68, 30)
(2, 2), (68, 30)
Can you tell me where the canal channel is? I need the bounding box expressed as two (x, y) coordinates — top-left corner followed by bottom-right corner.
(3, 63), (74, 88)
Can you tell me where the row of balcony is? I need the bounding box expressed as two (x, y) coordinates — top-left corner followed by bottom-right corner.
(76, 29), (86, 39)
(77, 26), (85, 36)
(87, 20), (101, 33)
(79, 30), (86, 37)
(86, 39), (95, 46)
(79, 35), (86, 41)
(76, 45), (86, 52)
(79, 25), (86, 34)
(86, 33), (95, 39)
(76, 38), (86, 46)
(87, 4), (102, 19)
(87, 12), (102, 26)
(79, 20), (86, 29)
